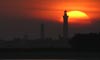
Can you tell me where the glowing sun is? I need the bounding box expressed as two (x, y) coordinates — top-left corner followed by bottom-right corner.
(67, 11), (89, 19)
(67, 11), (90, 24)
(60, 10), (90, 24)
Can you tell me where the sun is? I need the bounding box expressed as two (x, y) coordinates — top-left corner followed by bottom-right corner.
(60, 10), (90, 24)
(68, 11), (90, 24)
(67, 11), (89, 19)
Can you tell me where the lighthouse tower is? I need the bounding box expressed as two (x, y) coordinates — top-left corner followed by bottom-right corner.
(63, 10), (69, 40)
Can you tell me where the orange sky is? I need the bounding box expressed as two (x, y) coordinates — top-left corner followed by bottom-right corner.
(0, 0), (100, 23)
(0, 0), (100, 39)
(19, 0), (100, 23)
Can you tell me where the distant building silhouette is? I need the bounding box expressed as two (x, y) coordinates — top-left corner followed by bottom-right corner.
(40, 23), (45, 40)
(63, 10), (69, 40)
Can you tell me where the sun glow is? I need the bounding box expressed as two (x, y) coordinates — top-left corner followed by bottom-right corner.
(67, 11), (89, 19)
(60, 10), (90, 24)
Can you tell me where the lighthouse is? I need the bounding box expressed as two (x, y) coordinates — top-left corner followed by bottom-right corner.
(63, 10), (69, 40)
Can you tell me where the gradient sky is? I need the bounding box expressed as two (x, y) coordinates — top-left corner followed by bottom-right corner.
(0, 0), (100, 40)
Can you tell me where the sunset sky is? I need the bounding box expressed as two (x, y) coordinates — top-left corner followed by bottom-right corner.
(0, 0), (100, 40)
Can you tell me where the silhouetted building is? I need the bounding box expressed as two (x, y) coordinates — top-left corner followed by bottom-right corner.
(63, 10), (69, 40)
(40, 23), (45, 40)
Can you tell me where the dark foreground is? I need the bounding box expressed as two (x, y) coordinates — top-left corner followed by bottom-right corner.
(0, 48), (100, 59)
